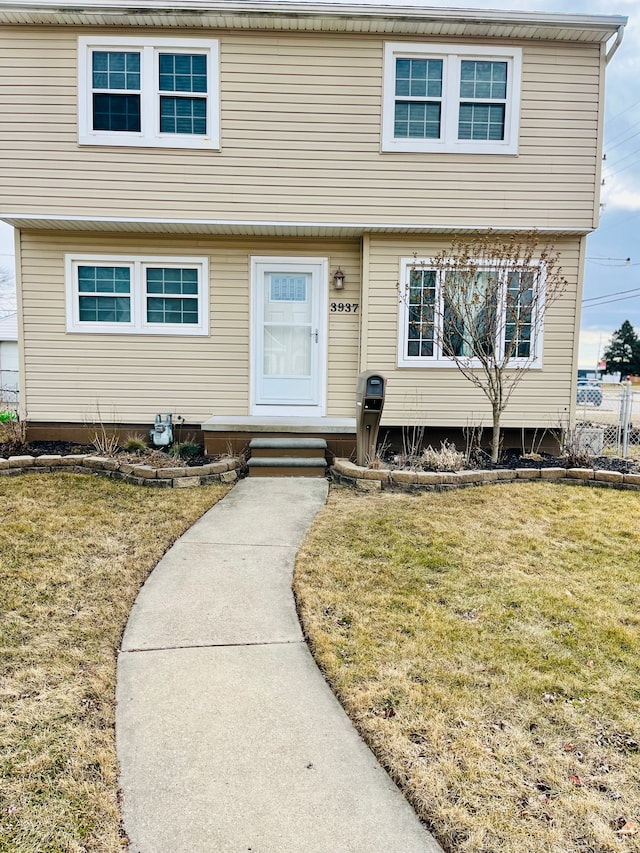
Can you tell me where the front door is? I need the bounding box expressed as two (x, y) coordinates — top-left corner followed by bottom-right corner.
(251, 257), (327, 416)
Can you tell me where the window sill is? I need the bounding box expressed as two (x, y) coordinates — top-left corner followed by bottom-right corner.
(66, 325), (209, 336)
(381, 139), (519, 156)
(78, 133), (220, 150)
(397, 358), (542, 370)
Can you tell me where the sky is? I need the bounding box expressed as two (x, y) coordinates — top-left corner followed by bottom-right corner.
(0, 0), (639, 367)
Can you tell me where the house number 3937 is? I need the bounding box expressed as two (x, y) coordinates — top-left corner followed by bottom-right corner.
(330, 302), (359, 313)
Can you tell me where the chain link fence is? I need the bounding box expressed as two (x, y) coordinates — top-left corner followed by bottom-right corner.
(0, 370), (18, 405)
(576, 380), (640, 460)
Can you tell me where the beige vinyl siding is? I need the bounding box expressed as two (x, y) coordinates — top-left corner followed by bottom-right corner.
(365, 234), (581, 429)
(0, 28), (601, 228)
(19, 232), (360, 423)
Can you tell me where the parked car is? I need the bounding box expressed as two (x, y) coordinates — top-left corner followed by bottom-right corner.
(577, 380), (603, 406)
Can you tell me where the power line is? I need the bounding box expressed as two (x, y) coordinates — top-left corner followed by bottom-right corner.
(604, 146), (640, 172)
(586, 256), (634, 266)
(605, 123), (640, 153)
(583, 286), (640, 303)
(595, 209), (640, 234)
(606, 98), (640, 126)
(582, 293), (640, 308)
(587, 259), (640, 267)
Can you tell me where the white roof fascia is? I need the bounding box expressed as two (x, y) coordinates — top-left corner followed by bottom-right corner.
(0, 0), (626, 44)
(0, 212), (595, 238)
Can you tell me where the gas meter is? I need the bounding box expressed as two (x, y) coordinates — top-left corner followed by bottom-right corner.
(149, 413), (173, 447)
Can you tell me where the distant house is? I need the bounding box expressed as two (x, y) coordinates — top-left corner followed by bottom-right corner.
(0, 0), (626, 454)
(0, 312), (18, 404)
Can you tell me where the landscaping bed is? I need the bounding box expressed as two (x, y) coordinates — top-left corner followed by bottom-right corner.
(0, 451), (239, 489)
(0, 434), (243, 488)
(0, 440), (219, 468)
(377, 443), (640, 476)
(332, 457), (640, 494)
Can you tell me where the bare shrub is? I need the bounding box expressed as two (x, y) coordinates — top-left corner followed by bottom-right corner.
(90, 427), (120, 457)
(462, 423), (487, 467)
(394, 424), (426, 469)
(420, 440), (466, 472)
(561, 425), (598, 468)
(365, 434), (391, 469)
(85, 403), (121, 457)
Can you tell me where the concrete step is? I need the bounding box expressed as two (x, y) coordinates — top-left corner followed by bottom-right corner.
(249, 437), (327, 459)
(247, 456), (327, 478)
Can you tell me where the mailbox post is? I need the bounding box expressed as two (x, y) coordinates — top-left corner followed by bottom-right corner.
(355, 370), (386, 466)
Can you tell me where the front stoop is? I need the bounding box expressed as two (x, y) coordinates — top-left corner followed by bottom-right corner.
(248, 437), (328, 477)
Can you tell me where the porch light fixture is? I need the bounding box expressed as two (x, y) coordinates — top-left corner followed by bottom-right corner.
(333, 267), (345, 290)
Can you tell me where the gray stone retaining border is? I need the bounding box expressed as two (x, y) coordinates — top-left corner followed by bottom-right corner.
(331, 459), (640, 493)
(0, 454), (239, 488)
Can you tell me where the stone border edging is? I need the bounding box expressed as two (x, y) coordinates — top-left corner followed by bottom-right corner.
(331, 459), (640, 492)
(0, 454), (239, 488)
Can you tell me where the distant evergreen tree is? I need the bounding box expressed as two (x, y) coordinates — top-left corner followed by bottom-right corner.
(603, 320), (640, 379)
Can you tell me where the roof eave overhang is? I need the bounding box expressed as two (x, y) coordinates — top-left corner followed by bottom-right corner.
(0, 0), (626, 44)
(0, 214), (594, 238)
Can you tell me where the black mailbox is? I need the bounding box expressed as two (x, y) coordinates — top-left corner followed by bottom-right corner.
(356, 371), (386, 465)
(363, 375), (384, 408)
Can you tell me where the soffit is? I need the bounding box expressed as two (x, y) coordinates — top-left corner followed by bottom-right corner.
(0, 214), (592, 238)
(0, 0), (626, 44)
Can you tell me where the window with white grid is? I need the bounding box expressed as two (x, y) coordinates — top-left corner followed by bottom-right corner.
(66, 255), (208, 335)
(78, 36), (219, 149)
(383, 43), (521, 154)
(398, 258), (542, 368)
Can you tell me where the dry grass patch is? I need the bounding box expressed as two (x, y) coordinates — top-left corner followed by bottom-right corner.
(0, 473), (229, 853)
(294, 483), (640, 853)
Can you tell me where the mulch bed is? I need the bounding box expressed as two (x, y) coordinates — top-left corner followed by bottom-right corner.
(381, 448), (640, 475)
(0, 440), (217, 468)
(491, 449), (638, 474)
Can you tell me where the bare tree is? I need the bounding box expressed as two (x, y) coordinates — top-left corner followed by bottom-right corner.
(401, 231), (567, 462)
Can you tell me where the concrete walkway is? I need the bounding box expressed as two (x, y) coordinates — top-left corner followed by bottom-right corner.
(116, 478), (443, 853)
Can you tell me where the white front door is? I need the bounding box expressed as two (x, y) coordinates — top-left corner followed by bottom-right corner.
(251, 257), (327, 416)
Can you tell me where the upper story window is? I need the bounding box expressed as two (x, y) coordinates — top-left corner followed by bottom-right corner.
(382, 43), (521, 155)
(78, 37), (219, 149)
(65, 254), (209, 335)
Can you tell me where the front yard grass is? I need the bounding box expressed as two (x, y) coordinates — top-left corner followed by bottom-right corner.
(0, 473), (228, 853)
(294, 482), (640, 853)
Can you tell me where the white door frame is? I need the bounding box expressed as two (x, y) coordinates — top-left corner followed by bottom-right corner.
(250, 256), (328, 417)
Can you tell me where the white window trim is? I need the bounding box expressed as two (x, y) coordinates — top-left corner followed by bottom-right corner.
(397, 257), (544, 369)
(65, 254), (209, 335)
(382, 42), (521, 155)
(78, 36), (220, 149)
